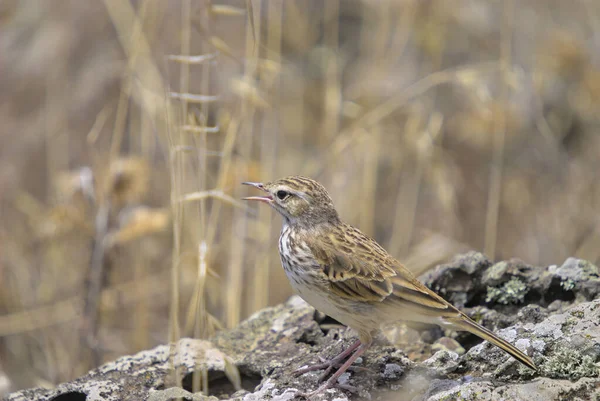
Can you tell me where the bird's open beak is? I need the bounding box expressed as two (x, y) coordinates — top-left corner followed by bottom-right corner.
(241, 182), (273, 203)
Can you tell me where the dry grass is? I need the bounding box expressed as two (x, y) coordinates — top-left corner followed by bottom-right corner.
(2, 0), (600, 395)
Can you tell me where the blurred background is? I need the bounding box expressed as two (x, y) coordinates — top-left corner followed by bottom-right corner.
(2, 0), (600, 394)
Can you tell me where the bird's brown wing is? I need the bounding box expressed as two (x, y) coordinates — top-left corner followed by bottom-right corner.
(307, 223), (458, 316)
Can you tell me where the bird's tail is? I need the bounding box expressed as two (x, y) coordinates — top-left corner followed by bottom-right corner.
(445, 313), (536, 371)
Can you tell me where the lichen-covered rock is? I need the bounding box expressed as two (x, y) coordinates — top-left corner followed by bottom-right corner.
(418, 377), (600, 401)
(5, 339), (234, 401)
(5, 255), (600, 401)
(462, 298), (600, 383)
(209, 296), (410, 400)
(549, 257), (600, 302)
(4, 297), (409, 401)
(421, 253), (600, 312)
(421, 251), (493, 308)
(422, 350), (461, 375)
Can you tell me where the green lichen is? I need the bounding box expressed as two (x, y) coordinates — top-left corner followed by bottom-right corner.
(570, 309), (585, 318)
(541, 348), (600, 380)
(560, 278), (576, 291)
(438, 392), (460, 401)
(485, 261), (509, 282)
(577, 260), (599, 278)
(564, 316), (580, 328)
(486, 277), (529, 305)
(517, 359), (539, 378)
(471, 310), (484, 324)
(558, 259), (600, 284)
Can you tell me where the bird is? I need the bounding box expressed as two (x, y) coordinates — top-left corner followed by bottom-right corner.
(242, 176), (536, 397)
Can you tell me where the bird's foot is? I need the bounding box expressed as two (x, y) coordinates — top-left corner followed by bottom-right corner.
(294, 359), (372, 383)
(294, 340), (361, 381)
(293, 355), (343, 381)
(295, 340), (370, 399)
(295, 377), (358, 400)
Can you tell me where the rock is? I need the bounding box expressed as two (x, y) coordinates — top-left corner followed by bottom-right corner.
(5, 339), (235, 401)
(550, 257), (600, 301)
(463, 298), (600, 382)
(381, 363), (404, 380)
(485, 276), (529, 305)
(6, 255), (600, 401)
(431, 337), (465, 355)
(5, 297), (408, 401)
(421, 253), (600, 312)
(422, 350), (461, 375)
(420, 377), (600, 401)
(421, 251), (493, 308)
(421, 253), (600, 354)
(517, 304), (549, 324)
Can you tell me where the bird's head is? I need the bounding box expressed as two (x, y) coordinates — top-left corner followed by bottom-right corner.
(242, 176), (339, 226)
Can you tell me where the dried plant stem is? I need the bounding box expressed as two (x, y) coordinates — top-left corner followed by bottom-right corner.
(310, 62), (498, 177)
(189, 0), (208, 394)
(251, 0), (282, 312)
(45, 54), (69, 184)
(359, 128), (379, 236)
(226, 0), (261, 329)
(102, 0), (167, 125)
(388, 113), (422, 257)
(82, 202), (110, 367)
(0, 269), (171, 337)
(356, 63), (495, 131)
(82, 5), (152, 367)
(0, 299), (80, 337)
(196, 2), (211, 247)
(323, 0), (340, 144)
(191, 241), (209, 393)
(108, 0), (153, 162)
(164, 72), (183, 387)
(132, 241), (149, 351)
(484, 0), (514, 259)
(398, 14), (447, 258)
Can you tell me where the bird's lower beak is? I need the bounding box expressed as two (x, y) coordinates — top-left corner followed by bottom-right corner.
(241, 182), (273, 203)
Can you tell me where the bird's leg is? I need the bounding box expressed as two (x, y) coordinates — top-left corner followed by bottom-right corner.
(298, 341), (371, 399)
(294, 339), (361, 379)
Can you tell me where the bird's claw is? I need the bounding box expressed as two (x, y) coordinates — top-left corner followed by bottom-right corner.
(293, 356), (345, 378)
(295, 377), (356, 400)
(337, 383), (358, 393)
(295, 382), (332, 400)
(293, 361), (333, 377)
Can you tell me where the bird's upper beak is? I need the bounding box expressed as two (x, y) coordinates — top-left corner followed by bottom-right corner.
(241, 182), (273, 203)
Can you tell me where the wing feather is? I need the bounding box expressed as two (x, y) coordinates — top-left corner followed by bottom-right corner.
(300, 222), (536, 370)
(307, 223), (458, 313)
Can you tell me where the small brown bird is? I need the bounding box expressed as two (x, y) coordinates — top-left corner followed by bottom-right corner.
(243, 176), (535, 396)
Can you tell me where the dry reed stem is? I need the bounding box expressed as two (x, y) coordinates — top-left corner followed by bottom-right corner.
(484, 0), (514, 260)
(102, 0), (167, 127)
(309, 62), (499, 178)
(179, 190), (247, 209)
(225, 0), (262, 330)
(0, 269), (169, 337)
(167, 53), (218, 64)
(251, 0), (283, 312)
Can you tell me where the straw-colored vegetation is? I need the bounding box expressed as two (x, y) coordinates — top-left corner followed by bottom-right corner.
(1, 0), (600, 394)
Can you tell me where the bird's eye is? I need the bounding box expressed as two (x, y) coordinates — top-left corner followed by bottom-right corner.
(276, 190), (289, 200)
